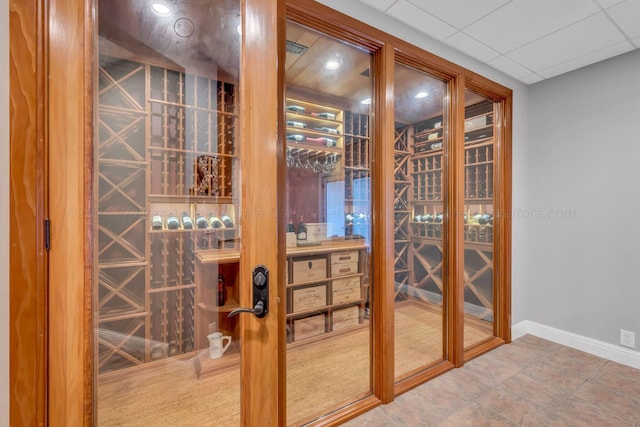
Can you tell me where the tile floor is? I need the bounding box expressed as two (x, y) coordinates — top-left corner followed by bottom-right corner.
(345, 335), (640, 426)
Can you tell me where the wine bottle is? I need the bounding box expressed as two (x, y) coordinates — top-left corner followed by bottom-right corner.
(286, 105), (305, 113)
(287, 215), (295, 233)
(306, 137), (337, 147)
(221, 215), (234, 228)
(286, 120), (307, 129)
(196, 213), (208, 229)
(151, 213), (163, 230)
(217, 273), (227, 306)
(314, 127), (339, 134)
(312, 112), (336, 120)
(166, 213), (180, 230)
(286, 134), (305, 142)
(297, 216), (307, 241)
(182, 212), (193, 229)
(208, 214), (224, 228)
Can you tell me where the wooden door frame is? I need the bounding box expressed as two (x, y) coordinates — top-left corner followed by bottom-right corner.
(10, 0), (511, 424)
(9, 0), (49, 425)
(18, 0), (286, 424)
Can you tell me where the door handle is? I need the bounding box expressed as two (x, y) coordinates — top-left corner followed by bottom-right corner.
(227, 265), (269, 319)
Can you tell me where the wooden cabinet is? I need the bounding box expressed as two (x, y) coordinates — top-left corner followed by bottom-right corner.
(286, 243), (368, 343)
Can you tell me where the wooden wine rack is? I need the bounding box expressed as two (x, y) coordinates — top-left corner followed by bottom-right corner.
(344, 111), (371, 239)
(97, 56), (237, 374)
(393, 125), (411, 298)
(392, 100), (495, 320)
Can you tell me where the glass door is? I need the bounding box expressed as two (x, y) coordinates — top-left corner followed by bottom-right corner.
(392, 63), (449, 380)
(93, 0), (280, 424)
(284, 20), (374, 425)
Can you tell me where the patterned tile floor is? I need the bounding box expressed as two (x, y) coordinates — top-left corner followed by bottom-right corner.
(344, 335), (640, 426)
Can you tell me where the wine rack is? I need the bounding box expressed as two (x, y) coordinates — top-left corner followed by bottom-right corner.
(97, 55), (238, 374)
(391, 100), (495, 316)
(393, 125), (411, 300)
(344, 111), (370, 239)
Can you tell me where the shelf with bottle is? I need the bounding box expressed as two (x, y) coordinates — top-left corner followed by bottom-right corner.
(464, 100), (494, 146)
(464, 206), (494, 247)
(411, 204), (444, 242)
(286, 98), (344, 148)
(412, 116), (444, 154)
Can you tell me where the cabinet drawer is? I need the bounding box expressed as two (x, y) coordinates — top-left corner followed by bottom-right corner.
(332, 306), (360, 331)
(331, 251), (359, 265)
(331, 262), (358, 277)
(332, 277), (361, 305)
(292, 285), (327, 313)
(294, 314), (325, 341)
(292, 258), (327, 283)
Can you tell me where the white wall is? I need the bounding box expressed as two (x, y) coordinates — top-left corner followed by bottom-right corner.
(2, 0), (10, 424)
(527, 49), (640, 346)
(317, 0), (531, 324)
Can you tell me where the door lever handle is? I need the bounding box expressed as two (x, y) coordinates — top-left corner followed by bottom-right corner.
(228, 300), (265, 318)
(227, 265), (269, 319)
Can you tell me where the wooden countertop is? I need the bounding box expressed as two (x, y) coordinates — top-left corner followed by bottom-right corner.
(196, 239), (368, 264)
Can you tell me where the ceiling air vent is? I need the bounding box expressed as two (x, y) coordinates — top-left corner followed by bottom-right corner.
(286, 40), (308, 55)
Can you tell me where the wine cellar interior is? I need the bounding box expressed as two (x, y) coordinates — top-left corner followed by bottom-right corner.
(91, 3), (502, 424)
(96, 50), (496, 376)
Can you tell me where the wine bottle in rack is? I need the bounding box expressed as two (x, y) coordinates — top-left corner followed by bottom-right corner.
(286, 120), (307, 129)
(217, 273), (227, 306)
(312, 112), (336, 120)
(286, 105), (305, 113)
(313, 126), (339, 134)
(208, 214), (224, 228)
(166, 214), (180, 230)
(196, 213), (208, 229)
(182, 212), (193, 229)
(152, 213), (163, 230)
(221, 215), (234, 228)
(297, 216), (307, 241)
(286, 134), (305, 142)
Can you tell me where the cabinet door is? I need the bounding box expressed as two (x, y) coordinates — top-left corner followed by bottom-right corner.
(48, 0), (282, 424)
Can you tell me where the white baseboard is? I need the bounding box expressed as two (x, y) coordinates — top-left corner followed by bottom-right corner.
(512, 320), (640, 370)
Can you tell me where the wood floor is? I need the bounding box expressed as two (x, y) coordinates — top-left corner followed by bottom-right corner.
(97, 300), (492, 426)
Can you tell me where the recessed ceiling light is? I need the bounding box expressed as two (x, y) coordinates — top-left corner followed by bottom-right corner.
(360, 98), (372, 105)
(415, 91), (428, 99)
(237, 23), (242, 35)
(325, 59), (340, 70)
(151, 2), (172, 17)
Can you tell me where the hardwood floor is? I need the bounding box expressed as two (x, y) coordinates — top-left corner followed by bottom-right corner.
(96, 301), (492, 426)
(346, 334), (640, 426)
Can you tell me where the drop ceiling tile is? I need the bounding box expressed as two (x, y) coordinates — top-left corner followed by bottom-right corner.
(405, 0), (511, 29)
(358, 0), (398, 11)
(595, 0), (626, 9)
(606, 0), (640, 39)
(444, 32), (501, 62)
(464, 0), (599, 53)
(387, 0), (457, 40)
(520, 73), (545, 84)
(487, 55), (532, 79)
(537, 40), (634, 78)
(507, 13), (626, 71)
